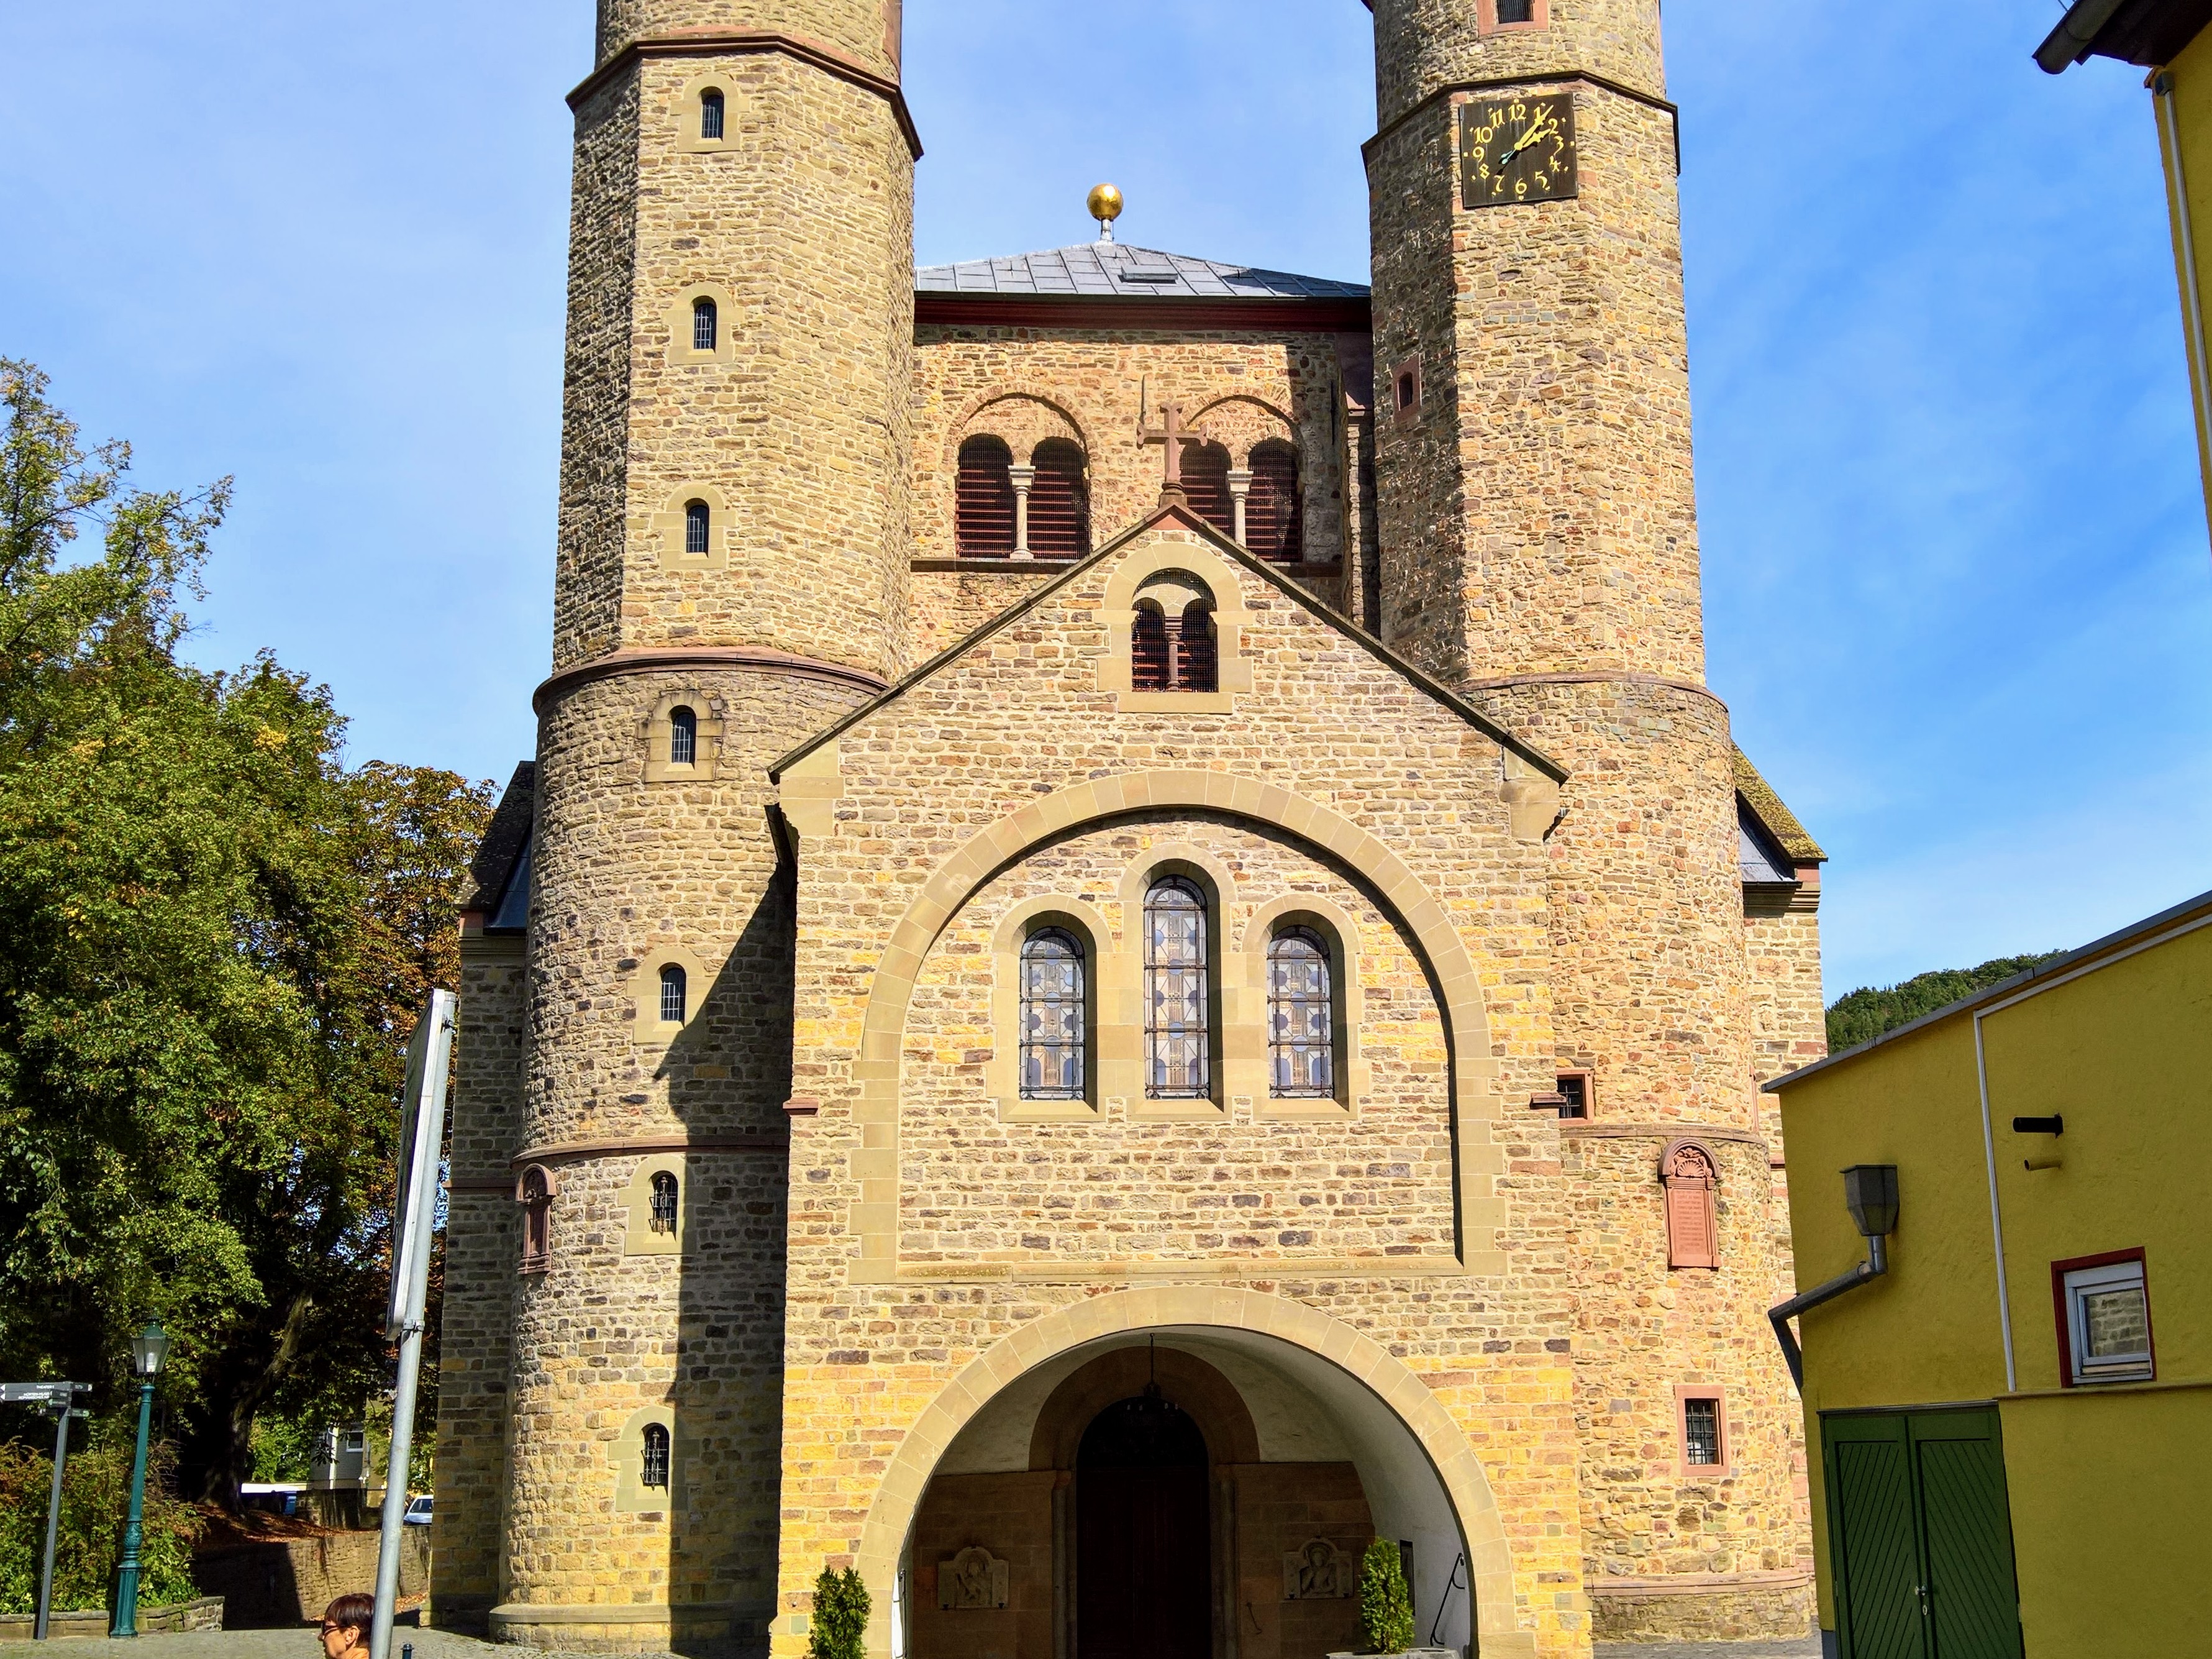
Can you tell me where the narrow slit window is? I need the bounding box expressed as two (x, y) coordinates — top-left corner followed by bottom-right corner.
(1396, 369), (1418, 411)
(1144, 877), (1211, 1100)
(1682, 1397), (1722, 1467)
(641, 1422), (671, 1489)
(519, 1166), (552, 1272)
(649, 1171), (679, 1235)
(692, 296), (718, 352)
(699, 89), (725, 141)
(668, 706), (697, 766)
(1267, 926), (1335, 1098)
(1018, 927), (1086, 1100)
(685, 500), (710, 557)
(659, 963), (688, 1025)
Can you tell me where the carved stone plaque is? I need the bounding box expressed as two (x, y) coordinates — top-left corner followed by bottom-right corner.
(1282, 1537), (1350, 1600)
(937, 1546), (1010, 1611)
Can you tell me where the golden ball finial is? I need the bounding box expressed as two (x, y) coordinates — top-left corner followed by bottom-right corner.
(1087, 183), (1124, 241)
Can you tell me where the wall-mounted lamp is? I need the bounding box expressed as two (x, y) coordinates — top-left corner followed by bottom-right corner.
(1768, 1166), (1900, 1387)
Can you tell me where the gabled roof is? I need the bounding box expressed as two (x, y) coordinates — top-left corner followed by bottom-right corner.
(769, 503), (1565, 784)
(916, 241), (1369, 303)
(2035, 0), (2212, 71)
(1734, 751), (1826, 864)
(463, 762), (535, 916)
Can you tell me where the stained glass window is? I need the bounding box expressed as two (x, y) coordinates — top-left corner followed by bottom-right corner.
(1019, 928), (1086, 1100)
(649, 1171), (679, 1234)
(1144, 877), (1210, 1099)
(641, 1422), (670, 1489)
(1267, 926), (1335, 1098)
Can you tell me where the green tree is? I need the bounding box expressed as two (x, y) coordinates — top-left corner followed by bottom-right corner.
(0, 360), (491, 1505)
(1357, 1537), (1414, 1655)
(1826, 952), (2065, 1053)
(809, 1565), (870, 1659)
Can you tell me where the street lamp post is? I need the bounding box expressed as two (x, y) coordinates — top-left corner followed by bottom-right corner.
(111, 1321), (170, 1638)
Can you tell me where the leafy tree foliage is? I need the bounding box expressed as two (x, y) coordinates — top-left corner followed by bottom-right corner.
(1826, 953), (2065, 1054)
(0, 361), (491, 1506)
(1357, 1537), (1415, 1655)
(0, 1427), (200, 1614)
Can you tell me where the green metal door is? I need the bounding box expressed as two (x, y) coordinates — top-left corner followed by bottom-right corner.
(1823, 1409), (2024, 1659)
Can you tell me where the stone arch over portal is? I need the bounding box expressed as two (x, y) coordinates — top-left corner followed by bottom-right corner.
(850, 1287), (1527, 1656)
(842, 770), (1504, 1279)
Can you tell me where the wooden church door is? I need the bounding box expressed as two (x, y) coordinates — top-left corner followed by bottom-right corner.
(1075, 1383), (1211, 1659)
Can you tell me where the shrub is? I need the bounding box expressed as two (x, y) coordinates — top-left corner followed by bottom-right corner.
(0, 1428), (200, 1614)
(809, 1563), (869, 1659)
(1357, 1537), (1414, 1655)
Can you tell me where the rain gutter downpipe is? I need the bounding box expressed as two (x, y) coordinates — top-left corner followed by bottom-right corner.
(1767, 1234), (1888, 1391)
(2154, 71), (2212, 525)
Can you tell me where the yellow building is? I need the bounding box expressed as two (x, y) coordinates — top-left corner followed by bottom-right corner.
(1765, 889), (2212, 1659)
(2041, 0), (2212, 539)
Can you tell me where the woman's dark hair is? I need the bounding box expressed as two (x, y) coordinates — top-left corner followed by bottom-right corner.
(324, 1593), (375, 1635)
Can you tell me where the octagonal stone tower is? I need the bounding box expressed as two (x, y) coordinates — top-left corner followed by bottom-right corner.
(1364, 0), (1811, 1638)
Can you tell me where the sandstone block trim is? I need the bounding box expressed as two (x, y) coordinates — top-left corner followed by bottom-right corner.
(532, 647), (888, 716)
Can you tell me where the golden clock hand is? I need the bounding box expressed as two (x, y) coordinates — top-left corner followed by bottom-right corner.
(1500, 114), (1557, 165)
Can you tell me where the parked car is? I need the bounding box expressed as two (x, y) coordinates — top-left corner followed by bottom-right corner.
(403, 1494), (433, 1526)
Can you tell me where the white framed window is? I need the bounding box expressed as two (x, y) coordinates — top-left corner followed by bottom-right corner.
(2059, 1254), (2154, 1385)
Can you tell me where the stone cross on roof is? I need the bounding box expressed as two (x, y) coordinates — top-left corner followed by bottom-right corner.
(1139, 402), (1196, 507)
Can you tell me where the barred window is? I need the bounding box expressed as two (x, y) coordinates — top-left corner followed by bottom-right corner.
(692, 296), (717, 352)
(1131, 600), (1216, 693)
(1496, 0), (1536, 23)
(1027, 437), (1091, 559)
(649, 1171), (679, 1234)
(1144, 877), (1211, 1099)
(956, 434), (1016, 554)
(685, 500), (709, 557)
(1177, 601), (1217, 693)
(699, 88), (725, 140)
(659, 963), (687, 1025)
(1019, 928), (1086, 1100)
(641, 1422), (671, 1489)
(669, 706), (697, 766)
(1267, 926), (1335, 1098)
(1682, 1397), (1722, 1467)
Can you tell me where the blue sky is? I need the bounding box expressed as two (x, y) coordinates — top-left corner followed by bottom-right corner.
(2, 1), (2206, 999)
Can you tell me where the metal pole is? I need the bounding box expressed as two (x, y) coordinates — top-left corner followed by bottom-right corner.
(368, 1318), (425, 1659)
(110, 1378), (156, 1637)
(35, 1403), (69, 1640)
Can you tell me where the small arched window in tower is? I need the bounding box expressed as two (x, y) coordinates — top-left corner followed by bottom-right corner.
(659, 963), (688, 1026)
(692, 296), (718, 353)
(1144, 876), (1211, 1100)
(1662, 1141), (1719, 1269)
(1180, 440), (1234, 538)
(519, 1166), (553, 1274)
(649, 1170), (680, 1235)
(1027, 438), (1091, 559)
(685, 500), (710, 557)
(1245, 439), (1303, 562)
(668, 706), (697, 767)
(956, 435), (1016, 555)
(1019, 927), (1086, 1100)
(640, 1422), (671, 1490)
(1267, 926), (1335, 1098)
(699, 88), (726, 141)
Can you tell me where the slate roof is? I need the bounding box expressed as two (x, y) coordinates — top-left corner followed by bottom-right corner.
(464, 762), (535, 922)
(1734, 751), (1826, 865)
(916, 241), (1369, 303)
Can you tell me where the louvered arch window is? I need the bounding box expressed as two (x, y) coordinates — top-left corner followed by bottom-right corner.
(1180, 440), (1234, 537)
(1132, 603), (1172, 691)
(1027, 438), (1090, 559)
(692, 297), (717, 352)
(1144, 877), (1211, 1100)
(685, 500), (710, 557)
(1267, 926), (1335, 1098)
(1177, 601), (1217, 693)
(641, 1422), (671, 1489)
(1663, 1141), (1719, 1269)
(699, 88), (726, 140)
(1246, 439), (1303, 562)
(956, 435), (1016, 555)
(1019, 926), (1086, 1100)
(669, 706), (697, 766)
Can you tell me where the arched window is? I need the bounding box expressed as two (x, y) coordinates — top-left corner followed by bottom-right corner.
(1267, 926), (1334, 1098)
(1180, 440), (1233, 537)
(1019, 927), (1086, 1100)
(519, 1166), (552, 1273)
(649, 1171), (679, 1234)
(1662, 1142), (1719, 1269)
(691, 296), (717, 353)
(699, 88), (726, 141)
(1027, 438), (1091, 559)
(1144, 877), (1211, 1100)
(1132, 603), (1172, 691)
(641, 1422), (671, 1489)
(668, 706), (697, 767)
(1245, 439), (1303, 562)
(956, 435), (1016, 555)
(659, 963), (688, 1025)
(1177, 601), (1217, 693)
(685, 500), (710, 557)
(1130, 587), (1218, 694)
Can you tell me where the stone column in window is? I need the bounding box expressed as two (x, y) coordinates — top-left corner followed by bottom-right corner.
(1008, 464), (1037, 560)
(1227, 468), (1254, 546)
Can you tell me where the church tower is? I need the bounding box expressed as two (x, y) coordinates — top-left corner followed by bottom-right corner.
(458, 1), (919, 1649)
(1365, 0), (1813, 1638)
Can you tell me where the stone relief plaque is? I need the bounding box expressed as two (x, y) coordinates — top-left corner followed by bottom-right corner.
(937, 1545), (1011, 1611)
(1282, 1537), (1350, 1599)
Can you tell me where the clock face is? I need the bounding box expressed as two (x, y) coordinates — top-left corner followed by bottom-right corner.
(1459, 93), (1579, 209)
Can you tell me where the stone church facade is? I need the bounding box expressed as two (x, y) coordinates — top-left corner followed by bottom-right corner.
(432, 3), (1831, 1657)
